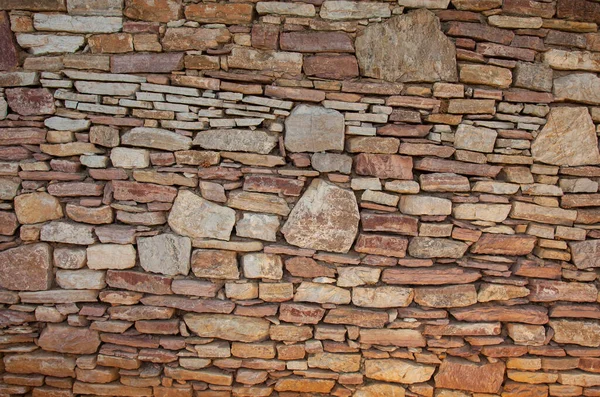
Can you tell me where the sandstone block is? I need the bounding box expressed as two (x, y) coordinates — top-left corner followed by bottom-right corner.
(138, 234), (191, 276)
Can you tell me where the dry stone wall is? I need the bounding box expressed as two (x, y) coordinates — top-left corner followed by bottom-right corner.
(1, 0), (600, 396)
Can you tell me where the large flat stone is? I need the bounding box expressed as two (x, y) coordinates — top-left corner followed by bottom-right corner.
(435, 358), (505, 393)
(122, 127), (192, 151)
(281, 179), (359, 253)
(553, 72), (600, 105)
(531, 107), (600, 166)
(4, 351), (75, 378)
(33, 14), (122, 33)
(355, 9), (457, 82)
(38, 324), (101, 354)
(193, 129), (278, 155)
(0, 11), (18, 70)
(138, 234), (191, 276)
(184, 314), (270, 342)
(0, 243), (52, 291)
(284, 105), (344, 153)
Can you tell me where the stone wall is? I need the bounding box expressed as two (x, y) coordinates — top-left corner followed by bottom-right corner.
(0, 0), (600, 396)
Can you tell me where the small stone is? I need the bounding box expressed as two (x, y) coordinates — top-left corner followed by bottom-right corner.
(435, 358), (505, 393)
(355, 9), (457, 82)
(279, 302), (325, 324)
(56, 269), (106, 290)
(274, 379), (335, 394)
(124, 0), (182, 22)
(0, 243), (51, 291)
(193, 129), (278, 155)
(236, 213), (279, 242)
(311, 153), (352, 174)
(111, 147), (149, 169)
(89, 33), (133, 53)
(14, 192), (63, 224)
(280, 31), (354, 53)
(308, 352), (361, 372)
(184, 314), (270, 342)
(185, 3), (252, 24)
(354, 384), (407, 397)
(294, 281), (350, 305)
(242, 253), (283, 280)
(337, 266), (381, 287)
(281, 179), (359, 253)
(38, 324), (100, 354)
(67, 0), (123, 16)
(0, 71), (39, 87)
(227, 191), (290, 216)
(478, 283), (530, 302)
(400, 195), (451, 216)
(284, 105), (344, 153)
(365, 359), (436, 384)
(454, 124), (497, 153)
(87, 244), (136, 270)
(257, 2), (315, 16)
(90, 125), (119, 147)
(106, 269), (172, 295)
(41, 221), (95, 245)
(471, 234), (536, 255)
(408, 237), (468, 258)
(168, 190), (235, 240)
(138, 234), (191, 276)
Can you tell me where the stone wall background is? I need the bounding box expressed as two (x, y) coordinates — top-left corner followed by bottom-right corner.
(1, 0), (600, 396)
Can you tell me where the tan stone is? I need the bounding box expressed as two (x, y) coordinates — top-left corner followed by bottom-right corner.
(184, 314), (270, 343)
(365, 359), (435, 384)
(360, 329), (426, 347)
(414, 285), (477, 308)
(87, 244), (136, 270)
(352, 286), (413, 308)
(38, 324), (101, 354)
(460, 64), (512, 88)
(434, 358), (505, 393)
(550, 319), (600, 347)
(294, 282), (351, 304)
(14, 192), (63, 224)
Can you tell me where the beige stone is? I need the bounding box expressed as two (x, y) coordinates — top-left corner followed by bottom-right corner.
(14, 192), (63, 224)
(365, 359), (436, 384)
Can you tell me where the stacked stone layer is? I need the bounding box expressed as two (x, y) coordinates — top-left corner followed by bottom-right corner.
(1, 0), (600, 396)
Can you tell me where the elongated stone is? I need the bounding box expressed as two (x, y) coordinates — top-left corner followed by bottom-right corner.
(38, 324), (100, 354)
(184, 314), (270, 342)
(111, 53), (184, 73)
(227, 47), (303, 75)
(17, 33), (85, 55)
(383, 266), (481, 285)
(122, 127), (192, 151)
(550, 319), (600, 347)
(471, 234), (536, 255)
(193, 129), (278, 155)
(33, 14), (123, 33)
(41, 221), (95, 245)
(185, 3), (253, 24)
(124, 0), (182, 22)
(553, 73), (600, 105)
(320, 1), (390, 19)
(408, 237), (468, 258)
(365, 359), (435, 384)
(4, 351), (75, 377)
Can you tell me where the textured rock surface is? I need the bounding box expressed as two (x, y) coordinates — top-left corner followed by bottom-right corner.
(284, 104), (344, 152)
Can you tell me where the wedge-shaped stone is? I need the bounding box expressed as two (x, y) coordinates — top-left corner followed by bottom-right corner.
(14, 192), (63, 224)
(408, 237), (468, 258)
(360, 329), (425, 347)
(320, 1), (390, 19)
(168, 190), (235, 240)
(281, 179), (359, 253)
(138, 234), (191, 276)
(193, 129), (277, 155)
(570, 240), (600, 269)
(383, 266), (481, 285)
(33, 14), (123, 33)
(365, 359), (435, 384)
(294, 282), (351, 304)
(308, 352), (361, 372)
(227, 47), (303, 75)
(184, 314), (270, 342)
(41, 221), (95, 245)
(38, 324), (100, 354)
(356, 9), (457, 82)
(510, 201), (577, 226)
(284, 105), (344, 153)
(4, 351), (75, 377)
(0, 243), (51, 291)
(471, 234), (536, 255)
(532, 107), (600, 166)
(550, 319), (600, 347)
(106, 270), (172, 295)
(122, 127), (192, 151)
(227, 191), (290, 216)
(451, 305), (548, 325)
(414, 285), (477, 308)
(435, 358), (505, 393)
(453, 203), (511, 222)
(352, 286), (413, 308)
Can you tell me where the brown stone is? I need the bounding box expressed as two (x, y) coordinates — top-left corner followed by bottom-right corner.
(161, 28), (230, 51)
(106, 270), (172, 295)
(280, 31), (354, 53)
(38, 324), (101, 354)
(435, 358), (505, 393)
(0, 211), (17, 235)
(191, 250), (239, 279)
(4, 351), (75, 378)
(414, 285), (477, 308)
(324, 307), (388, 328)
(529, 279), (598, 302)
(304, 55), (359, 79)
(6, 88), (54, 115)
(279, 303), (325, 325)
(471, 234), (536, 255)
(415, 157), (501, 177)
(251, 24), (279, 50)
(383, 266), (481, 285)
(0, 243), (51, 291)
(184, 314), (270, 343)
(0, 11), (18, 70)
(73, 382), (152, 396)
(284, 257), (335, 278)
(111, 53), (184, 74)
(354, 234), (408, 257)
(124, 0), (182, 22)
(570, 240), (600, 269)
(550, 319), (600, 347)
(14, 192), (63, 224)
(89, 33), (134, 54)
(447, 21), (514, 45)
(274, 378), (335, 394)
(185, 3), (253, 24)
(360, 329), (425, 347)
(451, 305), (548, 325)
(0, 127), (46, 145)
(361, 212), (418, 236)
(112, 181), (177, 203)
(365, 359), (435, 384)
(355, 153), (413, 180)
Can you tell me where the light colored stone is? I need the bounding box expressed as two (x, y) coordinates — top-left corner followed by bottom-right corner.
(0, 97), (6, 120)
(16, 33), (84, 55)
(352, 286), (413, 308)
(454, 124), (497, 153)
(44, 116), (90, 131)
(550, 319), (600, 347)
(284, 105), (344, 153)
(67, 0), (124, 16)
(408, 237), (468, 258)
(414, 285), (477, 308)
(400, 195), (451, 216)
(320, 1), (391, 19)
(192, 250), (239, 279)
(193, 129), (278, 155)
(488, 15), (543, 28)
(570, 240), (600, 269)
(41, 221), (95, 245)
(553, 72), (600, 105)
(236, 213), (279, 242)
(365, 359), (436, 384)
(242, 253), (283, 280)
(531, 107), (600, 166)
(308, 352), (361, 372)
(122, 127), (192, 151)
(14, 192), (63, 224)
(511, 201), (577, 225)
(227, 47), (303, 75)
(33, 14), (123, 33)
(56, 269), (106, 290)
(355, 9), (457, 82)
(168, 190), (236, 241)
(256, 2), (315, 16)
(54, 247), (86, 269)
(227, 191), (290, 217)
(478, 283), (530, 302)
(337, 266), (381, 287)
(354, 384), (406, 397)
(435, 358), (505, 393)
(544, 49), (600, 72)
(453, 203), (511, 222)
(294, 281), (351, 304)
(138, 234), (191, 276)
(281, 179), (359, 253)
(184, 314), (270, 342)
(110, 147), (149, 168)
(87, 244), (136, 270)
(311, 153), (352, 174)
(460, 64), (512, 88)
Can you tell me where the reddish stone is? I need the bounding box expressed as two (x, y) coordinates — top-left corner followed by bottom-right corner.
(304, 55), (359, 79)
(4, 351), (75, 378)
(0, 128), (46, 145)
(124, 0), (182, 22)
(446, 22), (514, 45)
(451, 305), (548, 325)
(355, 153), (413, 180)
(112, 181), (177, 203)
(197, 166), (242, 181)
(0, 243), (51, 291)
(279, 303), (325, 324)
(415, 158), (502, 177)
(280, 32), (354, 53)
(284, 257), (335, 278)
(354, 234), (408, 257)
(0, 211), (18, 235)
(503, 90), (553, 103)
(550, 304), (600, 319)
(251, 24), (279, 50)
(100, 333), (159, 348)
(503, 0), (556, 18)
(324, 307), (388, 328)
(477, 43), (536, 62)
(135, 319), (179, 335)
(0, 147), (31, 161)
(73, 382), (152, 396)
(562, 194), (600, 208)
(106, 270), (173, 295)
(383, 266), (481, 285)
(378, 124), (432, 138)
(361, 213), (418, 236)
(243, 175), (304, 196)
(558, 0), (600, 23)
(264, 85), (325, 102)
(140, 295), (235, 314)
(47, 182), (104, 197)
(185, 3), (253, 24)
(0, 309), (35, 327)
(513, 259), (562, 279)
(89, 168), (128, 180)
(0, 0), (66, 10)
(111, 53), (184, 74)
(435, 358), (505, 393)
(528, 279), (598, 302)
(471, 234), (536, 255)
(38, 324), (101, 354)
(0, 11), (18, 71)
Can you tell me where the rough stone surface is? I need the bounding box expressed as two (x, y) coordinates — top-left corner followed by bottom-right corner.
(14, 192), (63, 224)
(365, 359), (436, 384)
(355, 10), (457, 82)
(281, 179), (359, 253)
(38, 324), (101, 354)
(6, 88), (55, 115)
(284, 105), (344, 153)
(138, 234), (191, 276)
(435, 359), (505, 393)
(184, 314), (270, 342)
(0, 243), (52, 291)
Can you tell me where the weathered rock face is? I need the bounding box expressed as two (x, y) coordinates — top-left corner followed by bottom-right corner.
(550, 319), (600, 347)
(138, 234), (191, 276)
(0, 11), (18, 70)
(0, 243), (52, 291)
(365, 359), (436, 384)
(5, 88), (55, 115)
(14, 192), (63, 224)
(38, 324), (101, 354)
(435, 358), (505, 393)
(281, 179), (359, 253)
(184, 314), (270, 342)
(168, 190), (235, 240)
(355, 9), (457, 82)
(284, 105), (344, 153)
(532, 107), (600, 166)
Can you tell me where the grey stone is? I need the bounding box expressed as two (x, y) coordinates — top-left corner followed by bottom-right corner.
(311, 153), (352, 174)
(242, 253), (283, 280)
(554, 73), (600, 105)
(33, 14), (123, 33)
(235, 213), (279, 242)
(40, 221), (96, 245)
(514, 62), (553, 92)
(138, 234), (191, 276)
(284, 105), (344, 153)
(193, 129), (278, 155)
(16, 34), (85, 55)
(121, 127), (192, 151)
(408, 237), (469, 259)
